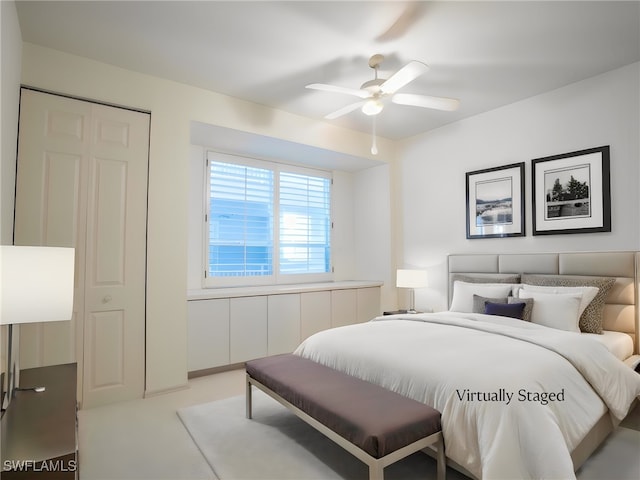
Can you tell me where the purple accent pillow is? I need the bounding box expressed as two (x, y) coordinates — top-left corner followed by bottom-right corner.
(484, 301), (526, 319)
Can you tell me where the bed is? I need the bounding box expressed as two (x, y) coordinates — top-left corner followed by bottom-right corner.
(294, 251), (640, 479)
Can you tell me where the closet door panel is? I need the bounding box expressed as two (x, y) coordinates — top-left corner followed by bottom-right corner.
(83, 103), (149, 407)
(15, 90), (89, 370)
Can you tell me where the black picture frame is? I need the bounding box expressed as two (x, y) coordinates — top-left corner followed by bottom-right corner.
(466, 162), (525, 239)
(532, 146), (611, 235)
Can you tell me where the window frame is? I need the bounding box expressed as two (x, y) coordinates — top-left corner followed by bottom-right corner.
(203, 151), (333, 288)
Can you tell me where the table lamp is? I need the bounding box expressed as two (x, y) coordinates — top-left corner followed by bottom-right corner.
(1, 246), (75, 411)
(396, 269), (428, 313)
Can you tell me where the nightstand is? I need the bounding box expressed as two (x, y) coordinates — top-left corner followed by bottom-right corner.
(1, 363), (78, 479)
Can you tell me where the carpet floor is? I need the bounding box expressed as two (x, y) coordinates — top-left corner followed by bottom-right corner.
(178, 390), (640, 480)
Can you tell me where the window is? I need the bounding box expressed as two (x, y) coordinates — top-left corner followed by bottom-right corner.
(205, 152), (331, 286)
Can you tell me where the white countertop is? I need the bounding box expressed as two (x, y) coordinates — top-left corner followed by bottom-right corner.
(187, 280), (384, 300)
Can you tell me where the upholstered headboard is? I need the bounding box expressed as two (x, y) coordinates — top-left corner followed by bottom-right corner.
(447, 252), (639, 354)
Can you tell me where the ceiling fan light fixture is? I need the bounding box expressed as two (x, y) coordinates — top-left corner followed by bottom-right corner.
(307, 53), (459, 146)
(362, 98), (384, 116)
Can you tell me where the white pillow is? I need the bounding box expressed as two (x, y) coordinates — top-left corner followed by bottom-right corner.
(517, 290), (582, 332)
(519, 284), (599, 318)
(450, 281), (515, 313)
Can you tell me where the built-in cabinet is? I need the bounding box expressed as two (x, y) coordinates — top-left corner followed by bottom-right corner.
(187, 283), (381, 374)
(229, 297), (268, 364)
(331, 289), (357, 328)
(300, 291), (331, 341)
(267, 294), (301, 355)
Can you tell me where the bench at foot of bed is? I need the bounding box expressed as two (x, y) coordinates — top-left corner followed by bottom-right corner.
(245, 353), (445, 480)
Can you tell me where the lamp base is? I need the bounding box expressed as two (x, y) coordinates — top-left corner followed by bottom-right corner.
(15, 386), (46, 393)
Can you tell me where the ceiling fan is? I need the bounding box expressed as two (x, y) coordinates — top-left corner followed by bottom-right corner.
(306, 54), (460, 121)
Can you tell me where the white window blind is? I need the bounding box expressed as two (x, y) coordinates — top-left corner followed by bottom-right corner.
(279, 172), (331, 275)
(208, 161), (274, 278)
(205, 153), (331, 286)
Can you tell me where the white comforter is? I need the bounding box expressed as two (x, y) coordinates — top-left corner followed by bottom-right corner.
(294, 312), (640, 480)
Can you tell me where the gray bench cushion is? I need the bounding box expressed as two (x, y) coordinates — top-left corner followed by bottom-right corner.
(245, 354), (441, 459)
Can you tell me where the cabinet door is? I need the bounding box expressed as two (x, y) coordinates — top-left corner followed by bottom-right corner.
(187, 299), (230, 371)
(331, 289), (357, 328)
(300, 291), (331, 341)
(357, 287), (381, 323)
(267, 294), (301, 355)
(229, 297), (268, 363)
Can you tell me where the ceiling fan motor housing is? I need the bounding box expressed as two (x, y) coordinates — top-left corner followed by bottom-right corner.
(361, 78), (386, 94)
(368, 53), (385, 69)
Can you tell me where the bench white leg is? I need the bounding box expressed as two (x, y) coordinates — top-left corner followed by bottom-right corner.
(368, 460), (384, 480)
(246, 375), (253, 419)
(436, 435), (446, 480)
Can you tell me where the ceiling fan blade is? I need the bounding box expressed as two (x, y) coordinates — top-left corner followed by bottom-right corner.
(380, 61), (429, 94)
(392, 93), (460, 111)
(325, 101), (367, 120)
(306, 83), (370, 99)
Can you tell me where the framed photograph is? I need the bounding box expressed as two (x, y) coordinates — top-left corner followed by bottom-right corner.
(466, 162), (525, 239)
(532, 146), (610, 235)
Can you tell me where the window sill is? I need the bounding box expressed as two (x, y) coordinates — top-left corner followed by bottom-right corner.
(187, 280), (384, 301)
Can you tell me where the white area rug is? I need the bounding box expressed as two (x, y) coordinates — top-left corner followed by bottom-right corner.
(178, 390), (640, 480)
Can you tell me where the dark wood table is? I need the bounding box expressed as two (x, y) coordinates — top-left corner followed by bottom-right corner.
(1, 363), (77, 479)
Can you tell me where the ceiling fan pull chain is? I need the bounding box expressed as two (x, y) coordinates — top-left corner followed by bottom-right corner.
(371, 116), (378, 155)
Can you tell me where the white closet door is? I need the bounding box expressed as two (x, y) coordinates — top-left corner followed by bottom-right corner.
(82, 101), (149, 407)
(14, 89), (149, 407)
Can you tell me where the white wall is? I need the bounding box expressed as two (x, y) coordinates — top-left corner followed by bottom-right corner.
(19, 43), (393, 394)
(188, 145), (206, 290)
(0, 0), (22, 244)
(354, 163), (395, 309)
(398, 63), (640, 312)
(331, 170), (356, 280)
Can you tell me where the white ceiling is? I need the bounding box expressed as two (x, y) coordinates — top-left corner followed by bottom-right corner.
(15, 1), (640, 141)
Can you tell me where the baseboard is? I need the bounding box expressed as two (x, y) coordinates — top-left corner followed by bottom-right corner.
(144, 382), (190, 398)
(188, 363), (245, 379)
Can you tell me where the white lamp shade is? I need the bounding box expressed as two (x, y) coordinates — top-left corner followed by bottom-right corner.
(396, 269), (428, 289)
(1, 246), (75, 325)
